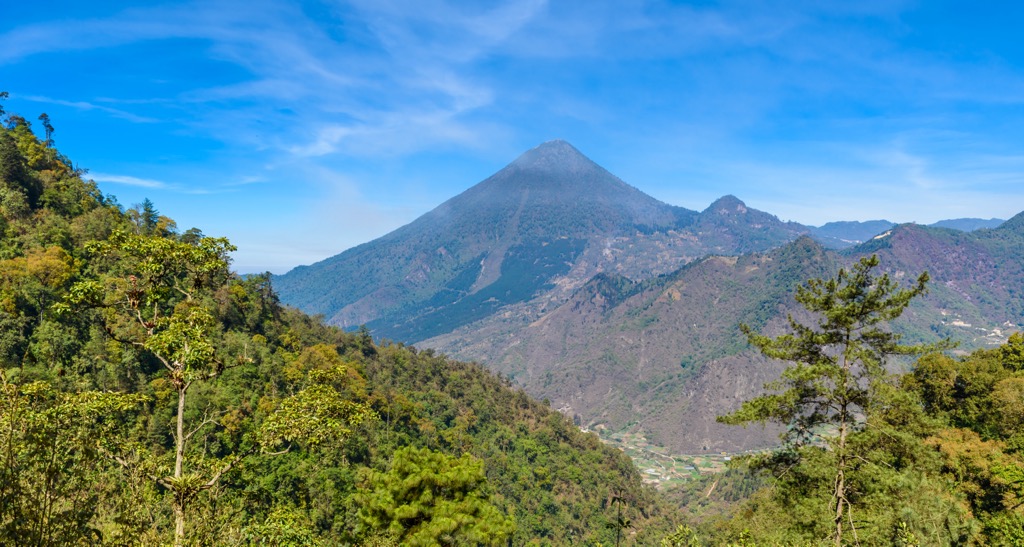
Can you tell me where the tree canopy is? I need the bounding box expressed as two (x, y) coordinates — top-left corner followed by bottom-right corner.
(0, 110), (672, 545)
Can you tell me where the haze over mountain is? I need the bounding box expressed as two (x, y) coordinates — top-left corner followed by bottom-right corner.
(929, 217), (1005, 232)
(274, 140), (809, 340)
(275, 141), (1024, 453)
(809, 218), (1005, 248)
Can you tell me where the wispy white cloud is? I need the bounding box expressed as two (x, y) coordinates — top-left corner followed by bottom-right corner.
(22, 95), (158, 123)
(90, 173), (169, 189)
(90, 171), (271, 195)
(5, 0), (1024, 272)
(4, 0), (994, 162)
(222, 175), (268, 187)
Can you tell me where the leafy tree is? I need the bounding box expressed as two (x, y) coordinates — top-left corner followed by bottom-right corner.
(0, 371), (146, 545)
(661, 524), (699, 546)
(4, 114), (27, 131)
(242, 507), (326, 547)
(1001, 332), (1024, 372)
(59, 230), (242, 546)
(906, 337), (1024, 542)
(128, 198), (161, 235)
(58, 230), (373, 546)
(36, 113), (53, 148)
(257, 355), (375, 451)
(719, 255), (936, 546)
(355, 446), (514, 545)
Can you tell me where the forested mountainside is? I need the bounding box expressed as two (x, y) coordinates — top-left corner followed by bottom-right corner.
(3, 107), (1022, 546)
(0, 111), (676, 544)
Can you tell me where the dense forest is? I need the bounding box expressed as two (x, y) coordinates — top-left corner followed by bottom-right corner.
(1, 101), (1022, 546)
(0, 104), (676, 545)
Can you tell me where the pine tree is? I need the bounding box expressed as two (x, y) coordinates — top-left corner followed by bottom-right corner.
(36, 113), (53, 147)
(355, 446), (514, 545)
(719, 255), (937, 546)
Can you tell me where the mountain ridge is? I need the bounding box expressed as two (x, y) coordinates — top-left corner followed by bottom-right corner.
(424, 224), (1024, 453)
(274, 141), (1023, 453)
(274, 141), (807, 337)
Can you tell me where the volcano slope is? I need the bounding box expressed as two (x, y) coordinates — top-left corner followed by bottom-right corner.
(274, 140), (808, 343)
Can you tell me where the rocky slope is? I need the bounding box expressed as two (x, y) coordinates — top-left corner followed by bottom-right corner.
(426, 218), (1024, 453)
(274, 141), (809, 341)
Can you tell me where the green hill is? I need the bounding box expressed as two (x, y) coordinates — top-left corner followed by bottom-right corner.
(0, 110), (676, 545)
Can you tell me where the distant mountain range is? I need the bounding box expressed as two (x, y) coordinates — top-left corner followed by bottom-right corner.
(274, 140), (1022, 453)
(809, 217), (1005, 248)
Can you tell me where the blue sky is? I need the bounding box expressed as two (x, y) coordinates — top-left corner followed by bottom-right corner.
(3, 1), (1023, 273)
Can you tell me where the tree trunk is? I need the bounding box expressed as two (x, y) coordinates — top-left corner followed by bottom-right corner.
(174, 384), (186, 547)
(834, 338), (852, 547)
(834, 408), (848, 547)
(174, 503), (185, 547)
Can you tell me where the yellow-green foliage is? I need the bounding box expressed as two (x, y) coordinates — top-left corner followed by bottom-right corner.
(0, 116), (670, 545)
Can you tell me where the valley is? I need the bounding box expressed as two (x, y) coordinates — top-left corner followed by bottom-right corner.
(596, 429), (743, 489)
(275, 140), (1023, 454)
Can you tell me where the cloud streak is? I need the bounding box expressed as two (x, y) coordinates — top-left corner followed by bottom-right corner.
(8, 0), (1017, 163)
(23, 95), (158, 123)
(89, 173), (169, 189)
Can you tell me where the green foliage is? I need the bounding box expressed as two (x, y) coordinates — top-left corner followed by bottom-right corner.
(358, 341), (673, 545)
(0, 119), (670, 545)
(718, 256), (952, 545)
(1001, 331), (1024, 372)
(242, 507), (325, 547)
(907, 347), (1024, 442)
(258, 363), (375, 450)
(904, 340), (1024, 542)
(704, 327), (1024, 544)
(661, 524), (699, 546)
(0, 372), (147, 545)
(356, 446), (513, 545)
